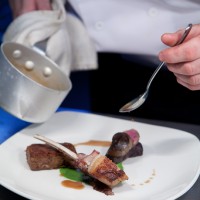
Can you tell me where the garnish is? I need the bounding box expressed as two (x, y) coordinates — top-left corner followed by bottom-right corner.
(117, 162), (124, 170)
(60, 168), (84, 182)
(60, 162), (124, 182)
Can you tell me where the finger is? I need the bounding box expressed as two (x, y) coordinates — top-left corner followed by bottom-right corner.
(174, 73), (200, 90)
(20, 0), (37, 15)
(159, 36), (200, 63)
(161, 24), (200, 47)
(176, 77), (200, 91)
(8, 0), (23, 18)
(161, 29), (189, 47)
(166, 58), (200, 75)
(36, 0), (52, 10)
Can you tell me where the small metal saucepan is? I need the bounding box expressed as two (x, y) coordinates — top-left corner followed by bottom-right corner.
(0, 42), (72, 123)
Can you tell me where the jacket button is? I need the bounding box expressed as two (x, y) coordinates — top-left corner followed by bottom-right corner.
(148, 8), (158, 17)
(95, 21), (104, 30)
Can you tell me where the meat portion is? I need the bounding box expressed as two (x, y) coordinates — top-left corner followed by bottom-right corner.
(74, 150), (128, 187)
(107, 142), (143, 163)
(26, 143), (76, 171)
(26, 142), (115, 195)
(106, 129), (143, 163)
(34, 134), (128, 187)
(88, 154), (128, 187)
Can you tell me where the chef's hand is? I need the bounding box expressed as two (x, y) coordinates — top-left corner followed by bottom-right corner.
(9, 0), (52, 18)
(159, 24), (200, 91)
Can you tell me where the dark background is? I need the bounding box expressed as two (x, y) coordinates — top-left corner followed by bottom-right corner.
(62, 52), (200, 125)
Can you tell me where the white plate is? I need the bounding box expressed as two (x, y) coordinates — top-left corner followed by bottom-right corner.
(0, 111), (200, 200)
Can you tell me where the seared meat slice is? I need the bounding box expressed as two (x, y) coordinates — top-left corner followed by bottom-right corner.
(88, 154), (128, 187)
(75, 150), (128, 187)
(106, 129), (143, 163)
(26, 143), (76, 171)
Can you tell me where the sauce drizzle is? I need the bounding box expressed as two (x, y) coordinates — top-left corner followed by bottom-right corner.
(75, 140), (111, 147)
(61, 180), (84, 190)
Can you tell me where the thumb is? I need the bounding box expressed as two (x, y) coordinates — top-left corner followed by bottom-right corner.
(161, 24), (200, 47)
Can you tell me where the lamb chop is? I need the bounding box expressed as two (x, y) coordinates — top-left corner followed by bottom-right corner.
(34, 134), (128, 187)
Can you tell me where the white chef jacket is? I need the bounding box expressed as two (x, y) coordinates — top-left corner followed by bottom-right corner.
(68, 0), (200, 58)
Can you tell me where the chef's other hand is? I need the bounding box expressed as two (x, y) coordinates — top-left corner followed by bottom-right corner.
(159, 24), (200, 91)
(9, 0), (52, 18)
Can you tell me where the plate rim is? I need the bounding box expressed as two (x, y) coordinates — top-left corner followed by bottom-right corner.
(0, 111), (200, 200)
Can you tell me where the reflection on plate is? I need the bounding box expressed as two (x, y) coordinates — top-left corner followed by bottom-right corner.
(0, 111), (200, 200)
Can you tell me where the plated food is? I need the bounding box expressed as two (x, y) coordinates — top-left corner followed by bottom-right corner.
(26, 129), (143, 195)
(1, 111), (199, 200)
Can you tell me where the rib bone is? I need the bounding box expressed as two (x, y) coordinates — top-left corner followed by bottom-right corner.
(34, 134), (78, 160)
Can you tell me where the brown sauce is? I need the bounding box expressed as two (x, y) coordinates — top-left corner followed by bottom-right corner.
(75, 140), (111, 147)
(61, 180), (84, 190)
(142, 169), (156, 185)
(131, 169), (156, 187)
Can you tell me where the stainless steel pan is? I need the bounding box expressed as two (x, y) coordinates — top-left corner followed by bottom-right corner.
(0, 42), (72, 123)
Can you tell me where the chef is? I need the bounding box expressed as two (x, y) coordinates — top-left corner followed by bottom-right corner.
(7, 0), (200, 90)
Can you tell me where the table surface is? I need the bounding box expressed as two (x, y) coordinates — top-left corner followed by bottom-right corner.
(0, 109), (199, 200)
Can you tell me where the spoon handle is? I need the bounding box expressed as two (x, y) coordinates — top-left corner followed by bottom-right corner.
(146, 23), (192, 91)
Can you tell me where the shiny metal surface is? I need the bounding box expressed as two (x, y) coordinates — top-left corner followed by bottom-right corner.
(0, 42), (72, 123)
(119, 23), (192, 113)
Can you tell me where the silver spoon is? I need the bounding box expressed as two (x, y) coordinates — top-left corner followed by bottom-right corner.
(119, 23), (192, 113)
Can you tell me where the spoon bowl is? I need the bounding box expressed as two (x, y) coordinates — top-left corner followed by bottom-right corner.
(120, 91), (147, 113)
(119, 23), (192, 113)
